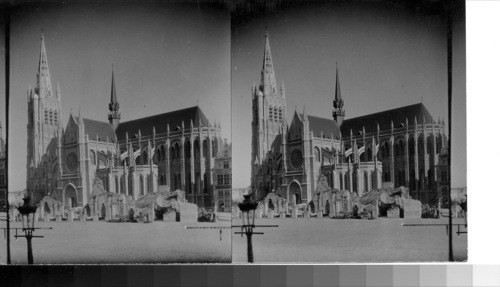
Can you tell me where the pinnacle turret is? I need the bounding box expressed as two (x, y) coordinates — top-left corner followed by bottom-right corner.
(56, 82), (61, 100)
(332, 64), (345, 126)
(109, 67), (119, 112)
(280, 79), (286, 99)
(108, 66), (121, 130)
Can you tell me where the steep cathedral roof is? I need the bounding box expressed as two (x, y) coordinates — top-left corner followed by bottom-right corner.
(76, 117), (116, 142)
(340, 103), (435, 136)
(115, 106), (210, 140)
(307, 115), (342, 140)
(298, 113), (342, 140)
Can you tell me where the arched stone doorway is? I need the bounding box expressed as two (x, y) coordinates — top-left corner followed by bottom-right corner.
(63, 184), (78, 209)
(288, 181), (302, 205)
(324, 200), (330, 216)
(268, 199), (275, 210)
(100, 203), (106, 220)
(309, 201), (316, 213)
(44, 202), (51, 213)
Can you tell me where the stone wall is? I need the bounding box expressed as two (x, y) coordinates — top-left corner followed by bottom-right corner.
(178, 202), (198, 223)
(403, 199), (422, 219)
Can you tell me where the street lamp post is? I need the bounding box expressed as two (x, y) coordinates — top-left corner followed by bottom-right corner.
(187, 193), (278, 263)
(237, 194), (259, 263)
(233, 193), (279, 263)
(16, 196), (40, 264)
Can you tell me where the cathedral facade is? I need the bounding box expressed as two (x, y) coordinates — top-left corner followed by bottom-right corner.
(251, 29), (448, 206)
(26, 33), (223, 210)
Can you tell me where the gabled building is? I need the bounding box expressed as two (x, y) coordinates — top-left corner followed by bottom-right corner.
(212, 140), (232, 212)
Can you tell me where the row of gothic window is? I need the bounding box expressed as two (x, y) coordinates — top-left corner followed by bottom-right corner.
(383, 168), (435, 190)
(268, 107), (283, 122)
(116, 139), (219, 166)
(216, 174), (231, 185)
(112, 173), (211, 197)
(113, 174), (152, 197)
(323, 171), (376, 192)
(380, 136), (444, 159)
(312, 136), (445, 164)
(164, 139), (218, 161)
(170, 172), (209, 194)
(44, 110), (59, 125)
(322, 168), (437, 193)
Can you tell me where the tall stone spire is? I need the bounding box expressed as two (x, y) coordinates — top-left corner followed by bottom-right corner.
(332, 63), (345, 126)
(260, 27), (277, 96)
(109, 67), (119, 111)
(251, 27), (287, 198)
(27, 31), (61, 171)
(108, 66), (121, 130)
(36, 31), (53, 98)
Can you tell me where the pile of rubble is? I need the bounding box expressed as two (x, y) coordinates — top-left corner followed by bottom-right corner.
(251, 175), (423, 219)
(27, 178), (198, 223)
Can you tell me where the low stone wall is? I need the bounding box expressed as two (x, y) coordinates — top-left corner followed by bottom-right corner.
(178, 202), (198, 223)
(403, 199), (422, 219)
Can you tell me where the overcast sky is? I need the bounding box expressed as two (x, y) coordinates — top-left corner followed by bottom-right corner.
(8, 3), (230, 191)
(4, 2), (466, 191)
(231, 2), (465, 189)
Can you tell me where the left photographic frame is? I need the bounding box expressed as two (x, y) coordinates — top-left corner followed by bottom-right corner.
(2, 2), (232, 264)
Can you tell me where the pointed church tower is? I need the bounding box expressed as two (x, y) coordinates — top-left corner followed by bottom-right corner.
(26, 31), (62, 197)
(251, 27), (287, 158)
(251, 27), (287, 195)
(332, 64), (345, 126)
(27, 32), (62, 168)
(108, 67), (121, 130)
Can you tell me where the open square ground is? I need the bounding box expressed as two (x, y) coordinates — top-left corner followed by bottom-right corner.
(232, 218), (467, 263)
(1, 215), (231, 264)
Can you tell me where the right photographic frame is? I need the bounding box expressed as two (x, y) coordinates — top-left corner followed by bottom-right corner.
(230, 0), (466, 263)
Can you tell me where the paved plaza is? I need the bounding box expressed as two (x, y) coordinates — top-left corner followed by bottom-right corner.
(232, 218), (467, 263)
(1, 214), (231, 264)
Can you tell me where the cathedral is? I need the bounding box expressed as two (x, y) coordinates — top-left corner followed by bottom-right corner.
(26, 33), (224, 210)
(251, 29), (448, 206)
